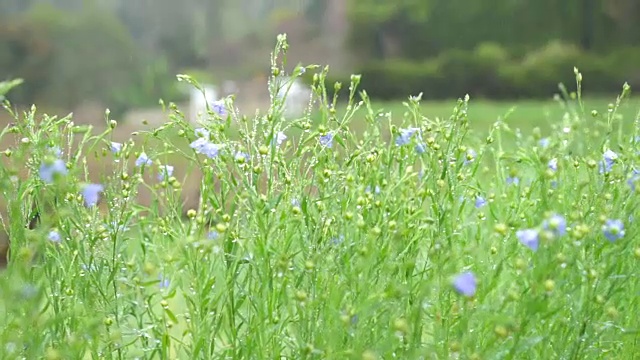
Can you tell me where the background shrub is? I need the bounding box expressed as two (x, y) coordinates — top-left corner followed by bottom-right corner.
(352, 42), (640, 101)
(24, 5), (140, 109)
(0, 4), (185, 117)
(0, 16), (54, 105)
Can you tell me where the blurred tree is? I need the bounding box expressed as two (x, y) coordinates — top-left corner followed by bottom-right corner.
(11, 3), (142, 110)
(201, 0), (228, 62)
(602, 0), (640, 45)
(347, 0), (432, 59)
(0, 16), (53, 104)
(107, 0), (229, 70)
(581, 0), (596, 50)
(305, 0), (326, 27)
(347, 0), (640, 60)
(0, 0), (37, 15)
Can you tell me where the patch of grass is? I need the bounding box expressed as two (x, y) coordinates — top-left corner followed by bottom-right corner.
(0, 35), (639, 359)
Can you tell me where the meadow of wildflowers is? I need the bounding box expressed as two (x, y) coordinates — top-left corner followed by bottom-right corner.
(0, 35), (639, 359)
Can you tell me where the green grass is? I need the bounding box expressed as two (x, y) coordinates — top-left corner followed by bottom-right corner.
(379, 96), (640, 129)
(1, 38), (640, 359)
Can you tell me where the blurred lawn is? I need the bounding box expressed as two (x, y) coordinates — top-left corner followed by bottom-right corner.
(2, 95), (640, 358)
(364, 96), (640, 132)
(296, 96), (640, 153)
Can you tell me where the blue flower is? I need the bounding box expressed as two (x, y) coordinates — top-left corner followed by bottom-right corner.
(48, 230), (61, 243)
(110, 142), (123, 154)
(135, 152), (152, 167)
(395, 127), (420, 146)
(516, 229), (539, 251)
(452, 271), (477, 297)
(47, 145), (62, 157)
(190, 138), (223, 159)
(274, 131), (287, 146)
(107, 221), (129, 234)
(208, 231), (219, 240)
(158, 165), (174, 181)
(158, 274), (170, 289)
(543, 214), (566, 237)
(319, 133), (334, 149)
(19, 284), (39, 300)
(602, 219), (625, 242)
(81, 183), (104, 208)
(539, 138), (550, 148)
(365, 185), (381, 194)
(464, 149), (477, 165)
(189, 137), (208, 151)
(599, 150), (618, 174)
(548, 158), (558, 172)
(415, 143), (426, 154)
(81, 263), (97, 272)
(211, 100), (227, 116)
(506, 176), (520, 185)
(331, 234), (345, 245)
(201, 143), (223, 159)
(189, 128), (225, 159)
(604, 149), (618, 162)
(39, 159), (68, 184)
(234, 151), (250, 163)
(475, 196), (487, 209)
(194, 128), (210, 138)
(627, 168), (640, 191)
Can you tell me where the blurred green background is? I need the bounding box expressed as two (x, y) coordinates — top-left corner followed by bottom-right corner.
(1, 0), (640, 121)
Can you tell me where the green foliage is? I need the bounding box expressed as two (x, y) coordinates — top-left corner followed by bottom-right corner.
(346, 0), (433, 59)
(0, 4), (183, 116)
(347, 0), (640, 60)
(109, 56), (188, 117)
(0, 17), (54, 104)
(299, 69), (353, 104)
(1, 37), (640, 358)
(357, 43), (640, 100)
(25, 4), (141, 109)
(348, 0), (431, 24)
(0, 79), (24, 98)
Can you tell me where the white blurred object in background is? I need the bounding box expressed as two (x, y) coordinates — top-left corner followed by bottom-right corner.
(276, 77), (312, 118)
(222, 80), (239, 97)
(189, 84), (219, 124)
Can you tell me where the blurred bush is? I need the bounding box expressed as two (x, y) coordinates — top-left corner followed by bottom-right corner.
(353, 42), (640, 101)
(0, 4), (184, 118)
(0, 15), (54, 104)
(110, 56), (187, 117)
